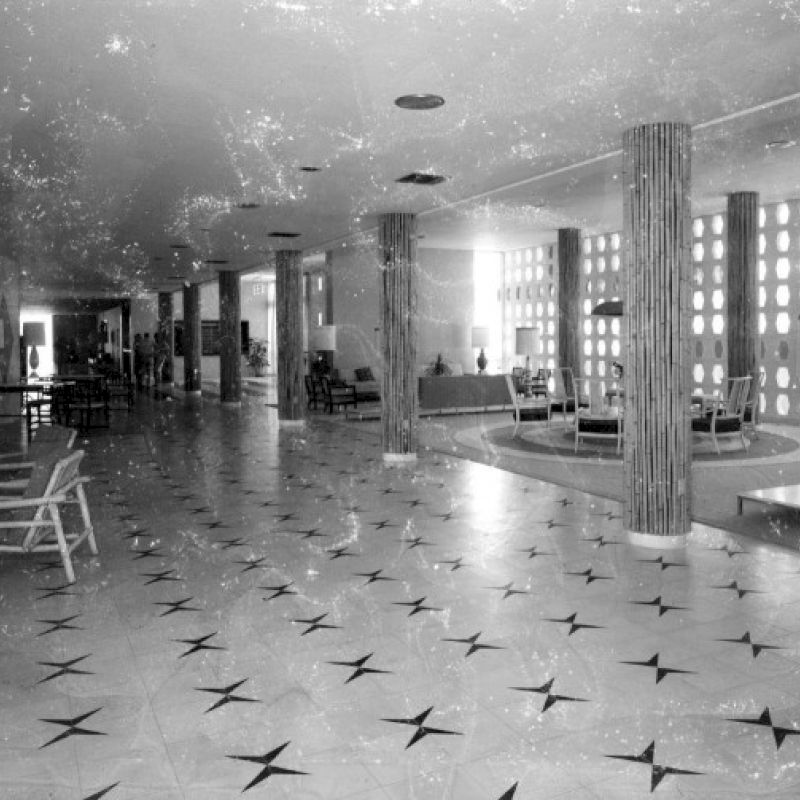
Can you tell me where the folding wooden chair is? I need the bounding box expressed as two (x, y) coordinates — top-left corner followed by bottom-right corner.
(0, 449), (96, 583)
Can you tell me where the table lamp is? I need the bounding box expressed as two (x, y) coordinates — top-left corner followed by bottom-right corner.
(22, 321), (46, 378)
(308, 325), (337, 377)
(471, 327), (490, 374)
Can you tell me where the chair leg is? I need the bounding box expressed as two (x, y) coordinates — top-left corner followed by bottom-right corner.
(49, 504), (76, 584)
(75, 483), (98, 555)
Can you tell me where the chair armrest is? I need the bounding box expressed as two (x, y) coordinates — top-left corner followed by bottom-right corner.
(0, 491), (69, 510)
(0, 461), (35, 471)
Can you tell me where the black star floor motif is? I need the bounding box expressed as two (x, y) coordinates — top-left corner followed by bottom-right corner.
(712, 580), (764, 598)
(353, 569), (397, 585)
(437, 556), (469, 571)
(710, 545), (747, 558)
(442, 631), (504, 657)
(510, 677), (587, 712)
(141, 569), (180, 585)
(35, 583), (75, 599)
(32, 561), (62, 573)
(292, 613), (340, 635)
(82, 782), (119, 800)
(581, 535), (619, 547)
(130, 543), (166, 559)
(295, 527), (326, 539)
(218, 537), (248, 549)
(121, 529), (154, 540)
(630, 596), (686, 616)
(544, 612), (604, 636)
(619, 653), (695, 683)
(486, 581), (528, 599)
(400, 536), (433, 550)
(565, 567), (613, 583)
(227, 740), (308, 792)
(202, 520), (228, 529)
(39, 707), (105, 748)
(196, 678), (259, 712)
(728, 706), (800, 749)
(260, 582), (298, 600)
(381, 706), (463, 749)
(497, 783), (518, 800)
(274, 512), (297, 522)
(154, 597), (201, 616)
(716, 631), (782, 658)
(173, 632), (226, 658)
(37, 614), (83, 636)
(606, 740), (703, 792)
(391, 597), (443, 616)
(637, 556), (687, 570)
(327, 652), (392, 683)
(517, 546), (553, 559)
(233, 556), (270, 572)
(371, 519), (398, 530)
(36, 654), (93, 683)
(327, 546), (357, 559)
(536, 518), (569, 529)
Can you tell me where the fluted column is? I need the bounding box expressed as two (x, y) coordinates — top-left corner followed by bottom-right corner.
(183, 283), (202, 393)
(218, 270), (242, 406)
(727, 192), (759, 380)
(276, 250), (305, 427)
(557, 228), (581, 372)
(157, 292), (174, 384)
(623, 122), (692, 546)
(0, 262), (21, 420)
(379, 212), (418, 461)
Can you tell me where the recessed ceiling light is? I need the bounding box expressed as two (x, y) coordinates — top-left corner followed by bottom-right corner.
(395, 94), (445, 110)
(204, 259), (229, 264)
(170, 243), (189, 249)
(766, 139), (797, 150)
(268, 231), (301, 238)
(237, 202), (261, 210)
(152, 256), (164, 261)
(199, 227), (211, 232)
(168, 275), (185, 280)
(300, 166), (321, 172)
(396, 172), (447, 185)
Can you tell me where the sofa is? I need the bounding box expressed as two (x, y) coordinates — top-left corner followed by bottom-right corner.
(418, 374), (513, 414)
(349, 367), (381, 402)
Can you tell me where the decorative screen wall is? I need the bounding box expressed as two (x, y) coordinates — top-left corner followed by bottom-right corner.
(500, 245), (557, 373)
(499, 198), (800, 422)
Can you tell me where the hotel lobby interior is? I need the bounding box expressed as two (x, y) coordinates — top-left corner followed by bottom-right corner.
(4, 2), (800, 798)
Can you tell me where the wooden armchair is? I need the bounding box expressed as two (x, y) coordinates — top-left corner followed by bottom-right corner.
(574, 378), (623, 453)
(547, 367), (585, 425)
(0, 449), (96, 583)
(742, 370), (765, 439)
(691, 375), (751, 454)
(320, 376), (357, 413)
(505, 374), (551, 436)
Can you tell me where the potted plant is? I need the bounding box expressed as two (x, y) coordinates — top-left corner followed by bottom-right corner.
(247, 339), (270, 376)
(424, 353), (453, 377)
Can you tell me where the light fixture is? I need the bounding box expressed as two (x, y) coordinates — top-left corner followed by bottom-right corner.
(204, 259), (229, 265)
(765, 139), (797, 150)
(471, 327), (490, 374)
(300, 166), (321, 172)
(170, 243), (189, 249)
(591, 300), (623, 316)
(308, 325), (337, 378)
(237, 202), (260, 209)
(268, 231), (301, 238)
(396, 172), (446, 185)
(515, 327), (538, 376)
(22, 321), (46, 378)
(394, 94), (445, 110)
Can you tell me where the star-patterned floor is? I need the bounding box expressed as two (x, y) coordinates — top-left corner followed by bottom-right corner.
(2, 391), (800, 798)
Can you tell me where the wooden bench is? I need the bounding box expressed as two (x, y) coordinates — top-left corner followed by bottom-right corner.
(737, 484), (800, 515)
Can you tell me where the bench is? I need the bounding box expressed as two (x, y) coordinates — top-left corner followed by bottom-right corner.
(737, 484), (800, 515)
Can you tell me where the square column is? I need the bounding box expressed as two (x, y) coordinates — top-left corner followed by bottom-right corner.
(379, 212), (418, 462)
(218, 270), (242, 406)
(623, 122), (692, 545)
(276, 250), (305, 427)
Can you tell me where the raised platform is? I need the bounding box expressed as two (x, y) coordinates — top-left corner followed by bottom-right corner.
(738, 484), (800, 515)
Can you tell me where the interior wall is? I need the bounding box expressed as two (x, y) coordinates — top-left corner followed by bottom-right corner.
(330, 244), (475, 379)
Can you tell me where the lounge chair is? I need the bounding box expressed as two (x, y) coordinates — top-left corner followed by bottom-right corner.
(691, 375), (751, 454)
(505, 374), (551, 436)
(574, 378), (623, 453)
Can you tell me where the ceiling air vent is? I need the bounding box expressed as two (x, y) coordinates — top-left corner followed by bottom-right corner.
(237, 202), (260, 210)
(268, 231), (301, 238)
(169, 243), (189, 249)
(204, 259), (229, 265)
(396, 172), (446, 185)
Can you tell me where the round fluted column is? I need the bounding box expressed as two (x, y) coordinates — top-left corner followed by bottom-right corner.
(183, 283), (202, 394)
(557, 227), (581, 372)
(218, 270), (242, 406)
(276, 250), (305, 427)
(623, 122), (692, 547)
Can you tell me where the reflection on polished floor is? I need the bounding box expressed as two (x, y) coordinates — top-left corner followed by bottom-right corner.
(2, 393), (800, 799)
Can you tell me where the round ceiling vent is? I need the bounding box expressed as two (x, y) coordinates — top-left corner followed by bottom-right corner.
(394, 94), (445, 110)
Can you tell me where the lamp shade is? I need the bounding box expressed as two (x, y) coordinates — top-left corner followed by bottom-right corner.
(308, 324), (337, 351)
(471, 326), (490, 348)
(22, 321), (46, 346)
(515, 327), (537, 356)
(591, 300), (623, 317)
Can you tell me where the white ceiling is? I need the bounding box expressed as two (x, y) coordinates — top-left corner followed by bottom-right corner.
(3, 0), (800, 301)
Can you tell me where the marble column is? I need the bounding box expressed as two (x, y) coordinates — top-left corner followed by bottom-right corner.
(183, 283), (202, 394)
(157, 292), (174, 384)
(0, 257), (21, 420)
(557, 227), (581, 373)
(276, 250), (305, 427)
(379, 212), (418, 462)
(622, 122), (693, 547)
(218, 270), (242, 406)
(121, 300), (132, 379)
(727, 192), (759, 380)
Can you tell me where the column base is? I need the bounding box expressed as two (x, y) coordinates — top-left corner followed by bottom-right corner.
(279, 419), (306, 429)
(626, 530), (688, 550)
(383, 452), (417, 464)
